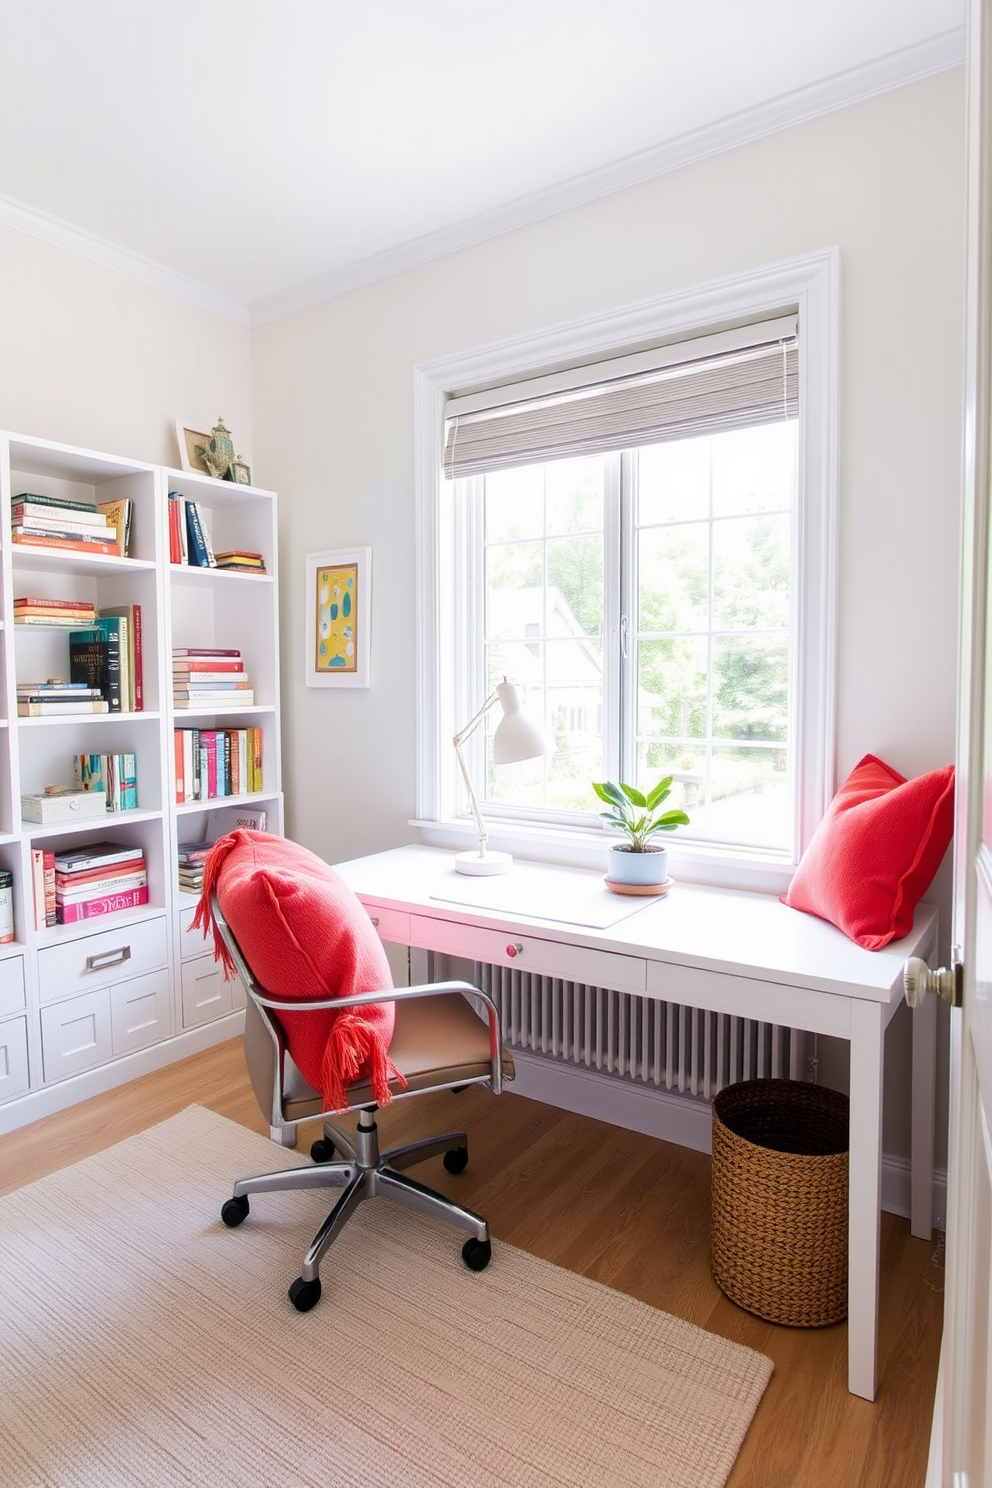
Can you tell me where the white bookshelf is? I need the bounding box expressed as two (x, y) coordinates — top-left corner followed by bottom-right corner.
(0, 433), (283, 1133)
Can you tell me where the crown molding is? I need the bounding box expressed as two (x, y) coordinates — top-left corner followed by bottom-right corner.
(248, 27), (965, 326)
(0, 191), (250, 325)
(0, 28), (964, 330)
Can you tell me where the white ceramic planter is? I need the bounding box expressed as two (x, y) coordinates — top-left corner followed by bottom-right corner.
(607, 844), (669, 886)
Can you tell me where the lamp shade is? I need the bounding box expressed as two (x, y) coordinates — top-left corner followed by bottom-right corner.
(491, 681), (547, 765)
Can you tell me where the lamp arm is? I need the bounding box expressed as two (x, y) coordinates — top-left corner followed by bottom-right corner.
(453, 689), (501, 857)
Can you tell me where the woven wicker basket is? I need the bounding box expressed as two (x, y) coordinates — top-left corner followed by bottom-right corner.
(710, 1078), (849, 1328)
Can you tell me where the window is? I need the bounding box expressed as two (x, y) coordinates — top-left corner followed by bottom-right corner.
(415, 251), (837, 880)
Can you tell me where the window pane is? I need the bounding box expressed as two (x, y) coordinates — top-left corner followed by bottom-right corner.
(637, 524), (709, 634)
(711, 422), (796, 517)
(486, 543), (543, 635)
(638, 439), (710, 524)
(636, 636), (708, 740)
(712, 514), (790, 630)
(708, 746), (789, 844)
(712, 636), (789, 743)
(545, 456), (604, 536)
(485, 465), (545, 541)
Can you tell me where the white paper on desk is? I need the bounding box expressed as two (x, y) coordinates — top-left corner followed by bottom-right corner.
(429, 864), (659, 929)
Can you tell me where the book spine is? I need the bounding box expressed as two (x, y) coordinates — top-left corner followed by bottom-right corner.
(172, 648), (242, 657)
(204, 731), (218, 799)
(31, 848), (46, 931)
(172, 670), (246, 683)
(54, 856), (145, 885)
(57, 870), (147, 901)
(123, 753), (137, 811)
(55, 849), (145, 873)
(14, 603), (96, 617)
(12, 511), (114, 537)
(195, 501), (217, 565)
(174, 730), (184, 805)
(43, 851), (56, 928)
(168, 494), (182, 564)
(132, 604), (143, 710)
(14, 491), (103, 515)
(184, 500), (212, 567)
(69, 635), (122, 711)
(253, 726), (263, 792)
(55, 885), (150, 923)
(0, 870), (13, 943)
(19, 701), (111, 715)
(11, 532), (119, 554)
(222, 730), (232, 797)
(178, 497), (188, 563)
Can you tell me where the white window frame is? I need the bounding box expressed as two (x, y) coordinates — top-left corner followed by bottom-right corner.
(413, 247), (839, 893)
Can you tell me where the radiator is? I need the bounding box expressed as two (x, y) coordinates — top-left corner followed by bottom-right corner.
(475, 963), (806, 1103)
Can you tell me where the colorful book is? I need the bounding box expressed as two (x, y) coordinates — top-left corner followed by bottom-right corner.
(30, 848), (46, 931)
(54, 859), (146, 889)
(203, 804), (267, 838)
(70, 618), (126, 711)
(11, 531), (120, 555)
(167, 494), (183, 564)
(14, 597), (96, 616)
(11, 510), (114, 538)
(100, 605), (142, 710)
(96, 498), (133, 557)
(174, 693), (254, 707)
(53, 842), (145, 873)
(57, 869), (147, 902)
(17, 684), (102, 696)
(18, 699), (111, 716)
(43, 851), (56, 928)
(173, 648), (242, 658)
(175, 670), (246, 684)
(14, 615), (99, 628)
(14, 492), (104, 516)
(184, 500), (215, 567)
(55, 884), (149, 923)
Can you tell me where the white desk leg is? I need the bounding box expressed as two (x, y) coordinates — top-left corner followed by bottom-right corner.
(848, 999), (884, 1401)
(911, 993), (937, 1239)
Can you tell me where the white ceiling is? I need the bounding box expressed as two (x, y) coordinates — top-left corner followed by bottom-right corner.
(0, 1), (966, 325)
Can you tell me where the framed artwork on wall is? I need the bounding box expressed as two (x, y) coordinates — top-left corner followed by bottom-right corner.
(305, 546), (372, 688)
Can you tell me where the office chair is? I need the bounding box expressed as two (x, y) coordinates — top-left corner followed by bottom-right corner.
(212, 892), (513, 1312)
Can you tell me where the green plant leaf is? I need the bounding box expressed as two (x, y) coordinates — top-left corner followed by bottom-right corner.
(646, 776), (674, 810)
(620, 783), (647, 808)
(593, 781), (627, 810)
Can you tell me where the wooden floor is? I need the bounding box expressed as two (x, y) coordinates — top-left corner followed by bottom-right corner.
(0, 1040), (944, 1488)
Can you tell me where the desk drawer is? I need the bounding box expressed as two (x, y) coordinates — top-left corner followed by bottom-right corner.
(39, 916), (168, 1003)
(409, 914), (646, 993)
(365, 906), (410, 945)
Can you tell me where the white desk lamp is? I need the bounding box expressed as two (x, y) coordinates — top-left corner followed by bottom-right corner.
(453, 680), (547, 875)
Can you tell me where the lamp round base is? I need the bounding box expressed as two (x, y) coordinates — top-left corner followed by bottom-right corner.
(454, 849), (513, 876)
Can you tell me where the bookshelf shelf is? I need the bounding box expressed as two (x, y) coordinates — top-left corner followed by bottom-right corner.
(0, 430), (283, 1133)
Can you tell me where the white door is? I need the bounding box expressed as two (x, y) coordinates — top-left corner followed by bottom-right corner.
(935, 2), (992, 1481)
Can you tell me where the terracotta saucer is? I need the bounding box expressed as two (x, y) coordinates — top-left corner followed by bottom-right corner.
(603, 876), (674, 897)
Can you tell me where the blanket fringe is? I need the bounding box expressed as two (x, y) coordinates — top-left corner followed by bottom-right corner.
(320, 1013), (407, 1112)
(189, 831), (241, 976)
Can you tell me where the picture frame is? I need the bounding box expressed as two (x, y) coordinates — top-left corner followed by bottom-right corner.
(229, 457), (251, 485)
(175, 421), (213, 476)
(305, 547), (371, 688)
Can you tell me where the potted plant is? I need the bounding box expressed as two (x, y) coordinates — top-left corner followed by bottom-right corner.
(592, 775), (690, 889)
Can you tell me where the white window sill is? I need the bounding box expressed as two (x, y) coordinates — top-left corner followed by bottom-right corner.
(410, 817), (797, 897)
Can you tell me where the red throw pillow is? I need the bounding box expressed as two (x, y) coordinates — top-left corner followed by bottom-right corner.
(781, 754), (954, 950)
(191, 830), (403, 1110)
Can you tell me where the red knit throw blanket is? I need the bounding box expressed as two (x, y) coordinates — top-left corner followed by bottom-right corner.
(191, 830), (405, 1111)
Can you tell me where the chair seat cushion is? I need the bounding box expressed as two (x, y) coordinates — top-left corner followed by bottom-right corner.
(192, 830), (401, 1108)
(780, 754), (954, 950)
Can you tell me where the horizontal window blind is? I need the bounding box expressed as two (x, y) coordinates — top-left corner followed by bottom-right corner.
(443, 316), (798, 479)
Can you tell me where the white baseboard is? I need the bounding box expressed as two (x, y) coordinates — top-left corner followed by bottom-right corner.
(0, 1011), (245, 1137)
(508, 1049), (948, 1227)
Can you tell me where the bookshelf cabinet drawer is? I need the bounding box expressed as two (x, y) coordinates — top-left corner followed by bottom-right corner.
(0, 956), (25, 1017)
(41, 989), (113, 1082)
(110, 969), (171, 1055)
(181, 954), (243, 1028)
(0, 1016), (29, 1103)
(38, 915), (169, 1003)
(179, 904), (212, 960)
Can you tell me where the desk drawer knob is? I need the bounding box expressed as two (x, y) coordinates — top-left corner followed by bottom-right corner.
(505, 943), (523, 959)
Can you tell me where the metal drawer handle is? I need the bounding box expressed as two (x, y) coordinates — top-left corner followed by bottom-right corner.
(506, 942), (523, 959)
(85, 945), (132, 973)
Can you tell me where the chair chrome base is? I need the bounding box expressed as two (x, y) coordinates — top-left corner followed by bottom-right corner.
(221, 1110), (491, 1310)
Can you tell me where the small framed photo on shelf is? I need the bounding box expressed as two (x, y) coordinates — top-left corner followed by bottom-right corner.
(175, 422), (213, 476)
(305, 546), (371, 689)
(228, 457), (251, 485)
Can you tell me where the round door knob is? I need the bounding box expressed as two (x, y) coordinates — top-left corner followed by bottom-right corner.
(903, 956), (958, 1008)
(505, 943), (523, 958)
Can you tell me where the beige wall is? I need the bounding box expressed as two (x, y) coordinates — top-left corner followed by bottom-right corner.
(252, 69), (966, 1171)
(0, 226), (252, 466)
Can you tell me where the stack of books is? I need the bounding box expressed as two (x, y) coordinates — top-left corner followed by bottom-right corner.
(173, 648), (254, 708)
(17, 681), (109, 717)
(51, 841), (148, 924)
(11, 492), (125, 556)
(177, 839), (215, 895)
(14, 596), (97, 629)
(68, 607), (142, 712)
(173, 726), (264, 800)
(167, 492), (216, 567)
(74, 752), (138, 811)
(214, 549), (266, 574)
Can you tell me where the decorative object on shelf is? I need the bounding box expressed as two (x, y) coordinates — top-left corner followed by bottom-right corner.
(228, 455), (251, 485)
(593, 776), (690, 889)
(453, 680), (548, 876)
(193, 418), (236, 481)
(21, 785), (107, 824)
(305, 546), (372, 688)
(175, 421), (220, 477)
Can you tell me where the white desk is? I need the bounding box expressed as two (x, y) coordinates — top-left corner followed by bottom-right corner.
(333, 844), (939, 1401)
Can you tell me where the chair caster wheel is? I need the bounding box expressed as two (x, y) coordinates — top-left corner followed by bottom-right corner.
(221, 1195), (249, 1227)
(288, 1276), (322, 1312)
(310, 1138), (336, 1164)
(443, 1145), (469, 1174)
(461, 1236), (492, 1272)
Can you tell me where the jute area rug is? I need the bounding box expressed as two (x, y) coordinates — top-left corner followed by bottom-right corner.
(0, 1105), (772, 1488)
